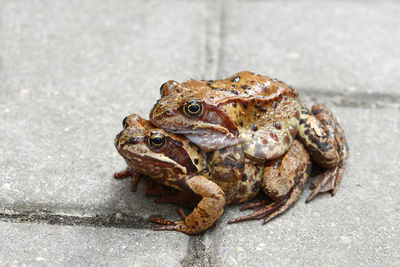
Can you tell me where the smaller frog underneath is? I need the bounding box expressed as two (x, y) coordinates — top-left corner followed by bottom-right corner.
(115, 114), (311, 234)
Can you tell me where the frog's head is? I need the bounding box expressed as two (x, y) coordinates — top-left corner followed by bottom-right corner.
(115, 114), (205, 182)
(150, 80), (246, 151)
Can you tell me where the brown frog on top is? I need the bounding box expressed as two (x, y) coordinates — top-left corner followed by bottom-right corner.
(150, 71), (348, 202)
(114, 114), (311, 234)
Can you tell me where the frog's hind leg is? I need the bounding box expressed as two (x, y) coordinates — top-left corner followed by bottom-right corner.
(228, 164), (309, 224)
(148, 175), (226, 234)
(297, 103), (349, 202)
(229, 140), (311, 224)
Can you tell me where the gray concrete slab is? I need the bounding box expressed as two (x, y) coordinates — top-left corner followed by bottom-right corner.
(1, 0), (399, 266)
(0, 221), (189, 266)
(220, 0), (400, 95)
(0, 0), (208, 218)
(205, 106), (400, 266)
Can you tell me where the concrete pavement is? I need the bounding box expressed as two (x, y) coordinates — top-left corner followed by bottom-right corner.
(1, 0), (399, 266)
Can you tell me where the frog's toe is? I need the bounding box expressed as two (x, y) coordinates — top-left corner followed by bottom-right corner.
(149, 218), (187, 232)
(148, 217), (177, 226)
(228, 198), (286, 224)
(148, 217), (205, 234)
(239, 200), (270, 211)
(306, 146), (348, 203)
(114, 168), (141, 192)
(306, 169), (340, 202)
(113, 168), (132, 179)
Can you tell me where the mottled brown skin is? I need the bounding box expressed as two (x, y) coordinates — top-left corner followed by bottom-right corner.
(206, 146), (263, 205)
(229, 140), (311, 224)
(114, 114), (267, 234)
(115, 69), (349, 234)
(115, 114), (225, 234)
(150, 71), (348, 201)
(114, 114), (316, 234)
(297, 103), (349, 201)
(150, 71), (301, 161)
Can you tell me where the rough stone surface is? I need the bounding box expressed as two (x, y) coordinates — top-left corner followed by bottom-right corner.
(220, 0), (400, 95)
(0, 222), (188, 266)
(1, 0), (399, 266)
(207, 107), (400, 266)
(0, 0), (208, 218)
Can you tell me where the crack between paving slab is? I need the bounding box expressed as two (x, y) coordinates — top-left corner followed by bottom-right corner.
(181, 235), (211, 267)
(299, 89), (400, 109)
(201, 0), (224, 79)
(0, 210), (154, 229)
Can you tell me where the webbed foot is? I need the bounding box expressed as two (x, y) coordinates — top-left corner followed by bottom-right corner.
(306, 141), (348, 202)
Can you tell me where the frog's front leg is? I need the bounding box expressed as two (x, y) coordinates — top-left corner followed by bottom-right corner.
(229, 140), (311, 224)
(149, 175), (226, 235)
(297, 103), (349, 202)
(114, 167), (141, 192)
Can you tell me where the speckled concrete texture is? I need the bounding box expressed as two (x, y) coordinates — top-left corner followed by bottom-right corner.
(1, 0), (399, 266)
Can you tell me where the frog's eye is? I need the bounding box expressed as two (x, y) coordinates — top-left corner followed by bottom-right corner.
(122, 116), (128, 128)
(148, 132), (166, 149)
(159, 82), (167, 97)
(183, 100), (203, 117)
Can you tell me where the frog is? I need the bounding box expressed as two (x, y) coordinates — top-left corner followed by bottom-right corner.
(114, 114), (311, 234)
(149, 71), (348, 202)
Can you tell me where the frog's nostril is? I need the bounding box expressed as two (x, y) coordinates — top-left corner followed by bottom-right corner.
(122, 116), (128, 128)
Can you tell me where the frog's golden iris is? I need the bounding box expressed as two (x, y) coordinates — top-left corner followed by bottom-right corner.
(183, 100), (203, 117)
(148, 132), (166, 149)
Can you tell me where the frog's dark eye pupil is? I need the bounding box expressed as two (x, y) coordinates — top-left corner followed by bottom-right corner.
(189, 105), (199, 113)
(152, 136), (163, 145)
(183, 100), (203, 117)
(148, 133), (166, 149)
(122, 116), (128, 128)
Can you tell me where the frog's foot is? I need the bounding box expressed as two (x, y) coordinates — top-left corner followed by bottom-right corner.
(148, 208), (188, 231)
(306, 141), (348, 202)
(229, 140), (311, 224)
(228, 197), (286, 224)
(149, 217), (198, 234)
(228, 173), (307, 224)
(114, 167), (141, 192)
(298, 103), (349, 200)
(149, 175), (225, 235)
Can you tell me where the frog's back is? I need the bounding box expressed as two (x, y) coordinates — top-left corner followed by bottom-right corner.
(209, 71), (302, 161)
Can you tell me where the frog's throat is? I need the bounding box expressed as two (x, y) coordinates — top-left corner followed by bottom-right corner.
(185, 132), (250, 152)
